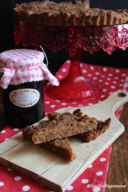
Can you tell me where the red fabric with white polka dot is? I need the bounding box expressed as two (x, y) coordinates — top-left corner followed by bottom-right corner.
(0, 61), (128, 192)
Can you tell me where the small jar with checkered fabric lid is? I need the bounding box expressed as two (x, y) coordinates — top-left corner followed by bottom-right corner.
(0, 49), (59, 127)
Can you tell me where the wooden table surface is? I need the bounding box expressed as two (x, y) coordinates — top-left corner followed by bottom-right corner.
(106, 102), (128, 192)
(0, 89), (127, 192)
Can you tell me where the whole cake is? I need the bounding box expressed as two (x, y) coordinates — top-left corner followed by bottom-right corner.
(14, 0), (128, 27)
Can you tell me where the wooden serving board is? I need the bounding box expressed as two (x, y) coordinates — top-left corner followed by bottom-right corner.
(0, 91), (128, 192)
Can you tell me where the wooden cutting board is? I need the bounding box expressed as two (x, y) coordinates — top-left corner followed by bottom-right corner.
(0, 91), (128, 192)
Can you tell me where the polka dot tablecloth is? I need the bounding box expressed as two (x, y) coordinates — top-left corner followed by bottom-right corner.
(0, 61), (128, 192)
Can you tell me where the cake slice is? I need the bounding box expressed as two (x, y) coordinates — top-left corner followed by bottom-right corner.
(42, 138), (76, 162)
(26, 109), (98, 144)
(23, 109), (111, 161)
(48, 110), (111, 142)
(23, 120), (76, 162)
(78, 118), (111, 142)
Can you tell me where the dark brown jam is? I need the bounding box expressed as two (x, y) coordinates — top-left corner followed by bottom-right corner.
(3, 81), (44, 128)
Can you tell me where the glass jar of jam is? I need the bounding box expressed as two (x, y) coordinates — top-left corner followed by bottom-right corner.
(0, 49), (59, 128)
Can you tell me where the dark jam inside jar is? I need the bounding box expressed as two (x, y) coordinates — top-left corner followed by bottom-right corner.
(3, 81), (44, 128)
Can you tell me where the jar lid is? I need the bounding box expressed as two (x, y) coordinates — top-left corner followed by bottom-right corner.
(0, 49), (59, 89)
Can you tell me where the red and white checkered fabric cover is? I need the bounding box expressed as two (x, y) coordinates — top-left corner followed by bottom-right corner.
(0, 49), (59, 89)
